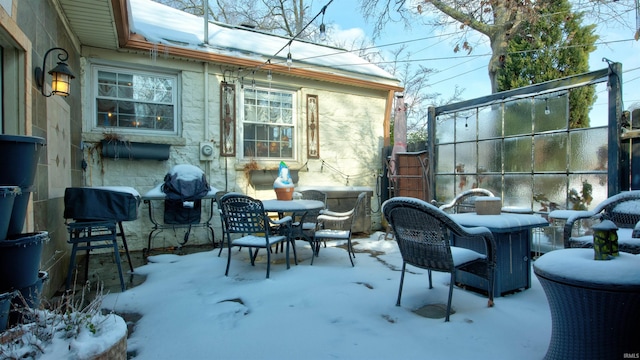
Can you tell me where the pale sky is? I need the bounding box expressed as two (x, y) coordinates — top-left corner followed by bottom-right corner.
(320, 1), (640, 127)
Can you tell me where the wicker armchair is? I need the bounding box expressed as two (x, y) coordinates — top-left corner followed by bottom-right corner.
(382, 197), (496, 322)
(439, 188), (495, 214)
(560, 190), (640, 254)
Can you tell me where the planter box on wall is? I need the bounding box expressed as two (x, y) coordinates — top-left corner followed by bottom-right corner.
(101, 140), (170, 160)
(249, 169), (299, 187)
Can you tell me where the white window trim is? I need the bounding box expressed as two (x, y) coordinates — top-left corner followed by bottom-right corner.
(239, 85), (298, 161)
(89, 63), (181, 137)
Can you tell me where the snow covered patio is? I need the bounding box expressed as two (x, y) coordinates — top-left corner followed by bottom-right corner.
(97, 232), (553, 359)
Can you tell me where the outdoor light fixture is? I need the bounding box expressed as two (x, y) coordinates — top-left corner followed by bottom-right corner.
(286, 50), (293, 69)
(319, 6), (327, 41)
(35, 47), (75, 97)
(319, 23), (327, 41)
(544, 98), (551, 115)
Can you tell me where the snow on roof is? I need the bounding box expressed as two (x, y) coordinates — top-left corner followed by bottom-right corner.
(128, 0), (397, 81)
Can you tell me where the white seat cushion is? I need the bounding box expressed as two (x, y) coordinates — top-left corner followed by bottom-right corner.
(450, 246), (486, 267)
(314, 229), (349, 239)
(232, 235), (286, 247)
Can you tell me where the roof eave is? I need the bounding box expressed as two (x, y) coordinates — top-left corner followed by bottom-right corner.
(123, 35), (403, 92)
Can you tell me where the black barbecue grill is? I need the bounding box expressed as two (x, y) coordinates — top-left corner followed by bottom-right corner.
(63, 186), (140, 291)
(142, 165), (218, 252)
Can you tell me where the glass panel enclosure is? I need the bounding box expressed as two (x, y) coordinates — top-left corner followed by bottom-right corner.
(433, 92), (607, 212)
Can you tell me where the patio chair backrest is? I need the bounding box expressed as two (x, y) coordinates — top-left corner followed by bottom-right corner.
(300, 189), (327, 222)
(384, 197), (457, 271)
(596, 191), (640, 228)
(439, 188), (495, 214)
(219, 193), (268, 235)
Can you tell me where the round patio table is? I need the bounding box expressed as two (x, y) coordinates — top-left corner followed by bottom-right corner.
(533, 249), (640, 360)
(261, 199), (325, 213)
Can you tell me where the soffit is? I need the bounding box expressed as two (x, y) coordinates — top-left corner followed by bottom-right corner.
(57, 0), (120, 49)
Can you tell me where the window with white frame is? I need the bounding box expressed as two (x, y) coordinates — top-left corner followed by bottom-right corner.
(93, 65), (178, 135)
(242, 86), (295, 159)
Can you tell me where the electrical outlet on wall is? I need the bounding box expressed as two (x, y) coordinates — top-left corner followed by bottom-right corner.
(199, 141), (214, 161)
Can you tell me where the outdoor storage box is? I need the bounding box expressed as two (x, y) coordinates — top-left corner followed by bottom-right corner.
(475, 197), (502, 215)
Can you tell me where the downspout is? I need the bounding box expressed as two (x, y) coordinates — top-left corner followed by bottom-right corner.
(203, 0), (209, 44)
(203, 2), (210, 177)
(204, 62), (210, 177)
(383, 90), (394, 147)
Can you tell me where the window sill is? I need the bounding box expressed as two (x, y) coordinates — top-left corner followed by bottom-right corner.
(248, 169), (299, 187)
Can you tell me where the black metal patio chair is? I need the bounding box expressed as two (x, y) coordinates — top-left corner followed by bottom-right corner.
(294, 189), (327, 242)
(310, 192), (366, 266)
(219, 193), (297, 278)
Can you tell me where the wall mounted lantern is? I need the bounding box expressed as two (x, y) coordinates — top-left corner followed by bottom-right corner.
(35, 47), (75, 97)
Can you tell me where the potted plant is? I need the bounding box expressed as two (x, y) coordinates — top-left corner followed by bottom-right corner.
(0, 283), (127, 359)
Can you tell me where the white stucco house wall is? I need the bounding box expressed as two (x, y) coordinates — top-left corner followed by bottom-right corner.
(77, 0), (403, 250)
(1, 0), (402, 294)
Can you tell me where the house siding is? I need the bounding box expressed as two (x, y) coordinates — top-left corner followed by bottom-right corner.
(80, 49), (388, 251)
(2, 0), (397, 296)
(2, 0), (83, 297)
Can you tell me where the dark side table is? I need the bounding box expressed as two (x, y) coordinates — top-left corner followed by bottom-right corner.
(450, 212), (548, 296)
(534, 249), (640, 360)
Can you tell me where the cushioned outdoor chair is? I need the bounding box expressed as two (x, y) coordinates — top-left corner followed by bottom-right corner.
(310, 192), (366, 266)
(561, 190), (640, 254)
(219, 193), (297, 278)
(382, 196), (497, 322)
(439, 188), (495, 214)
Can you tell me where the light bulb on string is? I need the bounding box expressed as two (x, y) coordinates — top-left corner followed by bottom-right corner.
(267, 70), (272, 81)
(319, 6), (327, 41)
(319, 23), (326, 41)
(286, 51), (292, 69)
(544, 98), (551, 115)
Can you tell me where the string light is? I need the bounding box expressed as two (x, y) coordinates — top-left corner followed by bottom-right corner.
(246, 0), (333, 77)
(319, 6), (327, 42)
(544, 98), (551, 115)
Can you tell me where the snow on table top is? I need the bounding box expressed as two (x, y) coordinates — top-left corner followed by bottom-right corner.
(142, 183), (219, 200)
(261, 199), (325, 212)
(548, 209), (593, 220)
(450, 213), (549, 232)
(91, 186), (141, 197)
(534, 248), (640, 287)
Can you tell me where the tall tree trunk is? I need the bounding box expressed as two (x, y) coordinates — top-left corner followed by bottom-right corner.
(488, 29), (509, 94)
